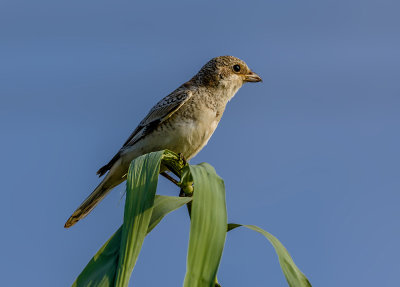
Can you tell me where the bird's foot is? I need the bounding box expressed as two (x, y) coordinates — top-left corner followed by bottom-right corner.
(178, 153), (187, 166)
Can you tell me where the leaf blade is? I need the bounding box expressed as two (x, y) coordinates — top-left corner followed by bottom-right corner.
(71, 195), (193, 287)
(183, 163), (227, 287)
(147, 195), (192, 234)
(228, 224), (312, 287)
(114, 151), (164, 287)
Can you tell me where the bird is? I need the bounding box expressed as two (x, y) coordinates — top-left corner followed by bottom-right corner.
(64, 55), (262, 228)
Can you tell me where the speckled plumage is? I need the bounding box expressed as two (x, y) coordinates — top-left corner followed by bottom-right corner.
(65, 55), (262, 228)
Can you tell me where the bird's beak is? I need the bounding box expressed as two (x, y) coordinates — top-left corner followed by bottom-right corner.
(244, 71), (262, 83)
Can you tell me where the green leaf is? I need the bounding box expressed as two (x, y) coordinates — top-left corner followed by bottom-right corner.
(72, 228), (122, 287)
(114, 151), (164, 286)
(71, 150), (191, 287)
(71, 150), (310, 287)
(183, 163), (227, 287)
(72, 194), (192, 287)
(227, 224), (312, 287)
(147, 195), (192, 234)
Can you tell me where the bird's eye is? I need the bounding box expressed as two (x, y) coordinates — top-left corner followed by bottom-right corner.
(233, 64), (241, 72)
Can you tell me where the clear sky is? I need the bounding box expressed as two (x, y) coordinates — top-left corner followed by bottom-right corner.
(1, 1), (399, 286)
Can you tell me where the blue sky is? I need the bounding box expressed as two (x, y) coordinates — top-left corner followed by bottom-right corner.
(1, 1), (399, 286)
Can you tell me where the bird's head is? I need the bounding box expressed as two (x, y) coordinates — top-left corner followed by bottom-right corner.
(193, 56), (262, 89)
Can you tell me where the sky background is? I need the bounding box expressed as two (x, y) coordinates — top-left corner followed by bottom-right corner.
(1, 0), (399, 286)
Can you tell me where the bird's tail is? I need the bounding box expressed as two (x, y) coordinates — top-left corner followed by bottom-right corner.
(65, 154), (132, 228)
(64, 182), (112, 228)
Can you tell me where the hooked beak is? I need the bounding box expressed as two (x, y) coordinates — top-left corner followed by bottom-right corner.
(244, 71), (262, 83)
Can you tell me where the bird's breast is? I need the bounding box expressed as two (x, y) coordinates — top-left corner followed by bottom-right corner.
(167, 106), (221, 159)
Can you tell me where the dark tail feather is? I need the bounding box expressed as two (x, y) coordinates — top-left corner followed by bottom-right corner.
(96, 164), (111, 177)
(64, 184), (111, 228)
(97, 153), (121, 177)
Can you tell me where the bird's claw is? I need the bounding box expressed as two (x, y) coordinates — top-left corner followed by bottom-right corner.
(178, 153), (187, 166)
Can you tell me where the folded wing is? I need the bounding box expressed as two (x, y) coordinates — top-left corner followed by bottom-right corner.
(96, 90), (192, 177)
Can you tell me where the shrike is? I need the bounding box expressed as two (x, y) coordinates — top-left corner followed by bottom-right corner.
(65, 56), (262, 228)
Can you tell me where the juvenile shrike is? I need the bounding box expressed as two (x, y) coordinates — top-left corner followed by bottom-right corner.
(65, 55), (262, 228)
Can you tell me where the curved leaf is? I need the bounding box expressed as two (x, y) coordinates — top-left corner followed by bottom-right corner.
(228, 224), (312, 287)
(72, 229), (121, 287)
(72, 194), (191, 287)
(183, 163), (227, 287)
(114, 151), (164, 286)
(147, 195), (192, 233)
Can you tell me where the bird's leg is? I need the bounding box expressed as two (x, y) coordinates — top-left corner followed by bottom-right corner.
(162, 155), (192, 218)
(160, 172), (179, 186)
(178, 153), (187, 166)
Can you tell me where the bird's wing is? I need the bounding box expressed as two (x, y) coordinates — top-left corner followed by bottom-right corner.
(96, 89), (192, 176)
(122, 89), (192, 147)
